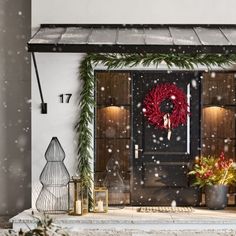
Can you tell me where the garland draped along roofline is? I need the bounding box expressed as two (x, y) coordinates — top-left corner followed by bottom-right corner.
(76, 53), (236, 206)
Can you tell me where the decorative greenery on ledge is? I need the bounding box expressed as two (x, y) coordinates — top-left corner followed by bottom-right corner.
(8, 212), (68, 236)
(75, 53), (236, 205)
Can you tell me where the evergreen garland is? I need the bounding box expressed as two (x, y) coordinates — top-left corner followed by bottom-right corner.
(76, 53), (236, 205)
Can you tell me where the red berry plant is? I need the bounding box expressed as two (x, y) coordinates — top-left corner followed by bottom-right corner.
(189, 152), (236, 188)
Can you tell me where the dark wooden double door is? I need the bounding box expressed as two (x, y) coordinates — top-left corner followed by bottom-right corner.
(131, 71), (200, 206)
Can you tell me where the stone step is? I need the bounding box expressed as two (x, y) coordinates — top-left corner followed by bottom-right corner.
(9, 208), (236, 236)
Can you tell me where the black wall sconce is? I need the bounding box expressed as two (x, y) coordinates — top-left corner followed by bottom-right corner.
(105, 97), (117, 107)
(210, 96), (221, 107)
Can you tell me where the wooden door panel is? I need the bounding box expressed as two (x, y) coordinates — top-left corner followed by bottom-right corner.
(143, 163), (188, 187)
(143, 112), (189, 154)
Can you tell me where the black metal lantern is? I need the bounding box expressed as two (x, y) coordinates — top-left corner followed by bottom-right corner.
(68, 176), (88, 215)
(93, 187), (108, 213)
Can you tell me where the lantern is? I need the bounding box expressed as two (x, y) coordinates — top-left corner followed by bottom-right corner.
(68, 176), (88, 215)
(93, 187), (108, 213)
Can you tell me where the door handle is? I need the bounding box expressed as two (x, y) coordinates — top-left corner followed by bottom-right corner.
(135, 144), (143, 159)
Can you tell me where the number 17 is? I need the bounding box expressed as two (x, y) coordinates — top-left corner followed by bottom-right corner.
(59, 94), (72, 103)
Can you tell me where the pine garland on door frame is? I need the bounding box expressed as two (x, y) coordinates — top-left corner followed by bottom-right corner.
(76, 53), (236, 205)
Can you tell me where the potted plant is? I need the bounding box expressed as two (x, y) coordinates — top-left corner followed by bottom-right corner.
(189, 152), (236, 210)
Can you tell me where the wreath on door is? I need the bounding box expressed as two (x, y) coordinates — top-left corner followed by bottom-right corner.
(143, 83), (189, 140)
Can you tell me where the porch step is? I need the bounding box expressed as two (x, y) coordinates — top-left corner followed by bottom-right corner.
(9, 208), (236, 236)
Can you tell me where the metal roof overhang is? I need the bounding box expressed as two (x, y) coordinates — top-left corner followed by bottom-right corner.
(28, 24), (236, 54)
(29, 24), (236, 114)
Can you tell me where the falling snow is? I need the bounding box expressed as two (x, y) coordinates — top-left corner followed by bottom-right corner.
(1, 5), (236, 214)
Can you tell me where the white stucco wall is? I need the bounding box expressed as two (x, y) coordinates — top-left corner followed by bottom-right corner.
(31, 0), (236, 208)
(31, 53), (83, 206)
(32, 0), (236, 26)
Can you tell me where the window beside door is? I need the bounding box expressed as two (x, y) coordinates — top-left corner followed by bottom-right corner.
(201, 72), (236, 205)
(95, 72), (131, 205)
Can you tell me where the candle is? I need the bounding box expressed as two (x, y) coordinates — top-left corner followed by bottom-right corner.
(171, 200), (177, 208)
(97, 200), (104, 212)
(76, 200), (82, 214)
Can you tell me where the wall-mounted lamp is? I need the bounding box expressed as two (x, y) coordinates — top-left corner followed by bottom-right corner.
(204, 96), (224, 109)
(105, 97), (117, 107)
(210, 96), (221, 107)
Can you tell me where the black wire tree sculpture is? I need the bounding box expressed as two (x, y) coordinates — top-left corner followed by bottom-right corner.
(36, 137), (70, 214)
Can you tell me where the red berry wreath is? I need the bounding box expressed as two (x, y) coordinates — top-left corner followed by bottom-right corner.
(143, 83), (189, 131)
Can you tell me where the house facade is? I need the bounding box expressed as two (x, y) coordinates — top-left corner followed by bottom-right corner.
(31, 0), (236, 208)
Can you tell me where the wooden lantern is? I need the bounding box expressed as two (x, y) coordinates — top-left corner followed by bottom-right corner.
(68, 176), (88, 215)
(93, 187), (108, 213)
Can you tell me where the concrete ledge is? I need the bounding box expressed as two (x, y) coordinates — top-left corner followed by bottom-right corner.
(2, 229), (236, 236)
(9, 207), (236, 234)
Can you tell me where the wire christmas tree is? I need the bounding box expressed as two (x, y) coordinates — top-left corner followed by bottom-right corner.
(103, 153), (125, 207)
(36, 137), (70, 214)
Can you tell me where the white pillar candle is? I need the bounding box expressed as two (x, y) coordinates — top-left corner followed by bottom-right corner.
(76, 200), (82, 214)
(97, 200), (104, 212)
(171, 200), (177, 208)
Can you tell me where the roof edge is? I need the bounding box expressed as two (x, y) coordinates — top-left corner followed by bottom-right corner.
(40, 24), (236, 29)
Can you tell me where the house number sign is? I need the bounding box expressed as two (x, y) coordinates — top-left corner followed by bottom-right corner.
(59, 93), (72, 103)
